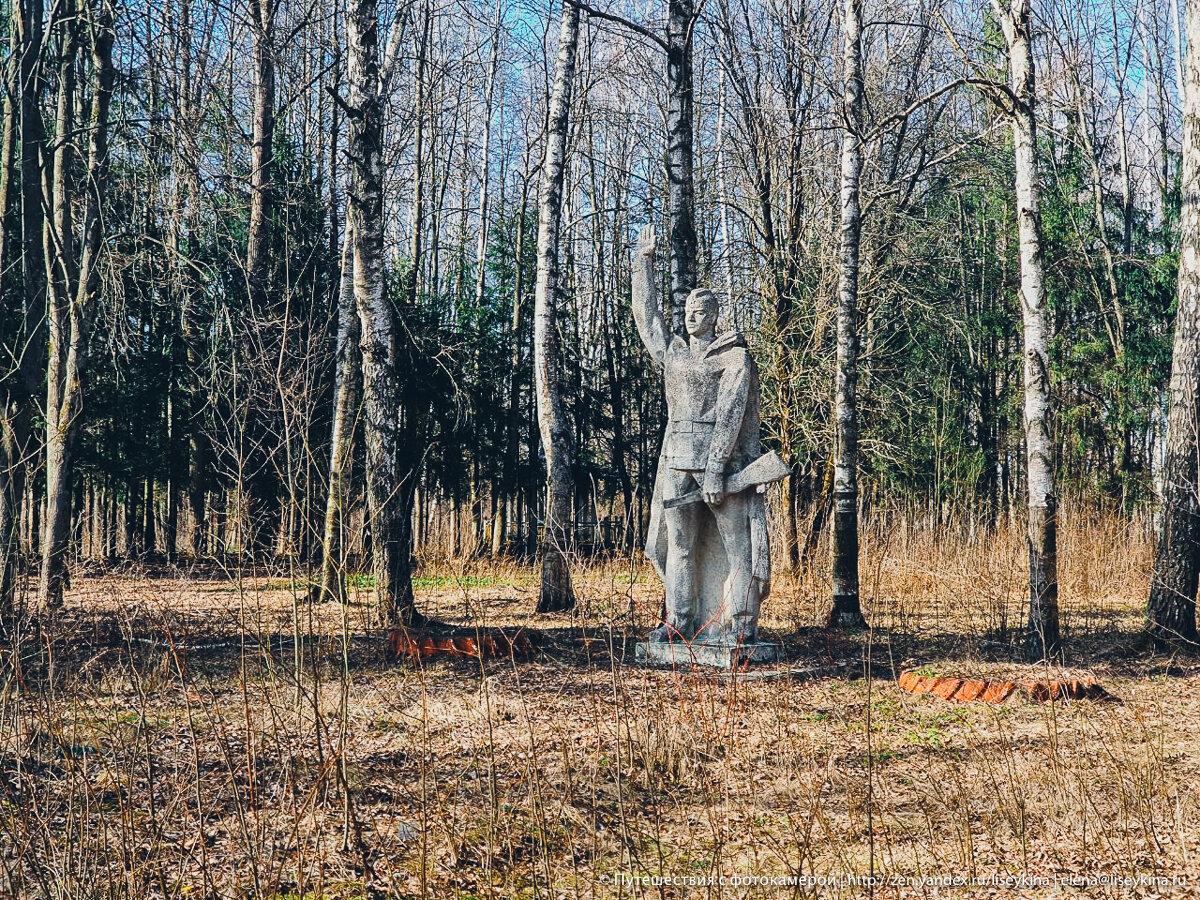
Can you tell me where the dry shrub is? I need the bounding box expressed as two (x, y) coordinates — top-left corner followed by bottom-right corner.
(0, 510), (1192, 898)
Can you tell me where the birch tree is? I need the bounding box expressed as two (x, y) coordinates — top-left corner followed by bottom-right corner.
(316, 226), (359, 605)
(474, 0), (502, 313)
(993, 0), (1060, 659)
(830, 0), (867, 628)
(346, 0), (423, 625)
(534, 1), (581, 613)
(1148, 0), (1200, 646)
(566, 1), (696, 332)
(666, 0), (697, 331)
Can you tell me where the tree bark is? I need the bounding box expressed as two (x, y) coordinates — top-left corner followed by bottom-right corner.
(38, 0), (115, 609)
(830, 0), (866, 629)
(666, 0), (697, 333)
(347, 0), (421, 626)
(994, 0), (1060, 659)
(0, 1), (24, 613)
(1148, 0), (1200, 646)
(500, 177), (531, 557)
(316, 225), (360, 604)
(533, 1), (581, 613)
(1173, 0), (1187, 102)
(1, 0), (46, 615)
(407, 0), (430, 310)
(474, 0), (502, 313)
(243, 0), (280, 558)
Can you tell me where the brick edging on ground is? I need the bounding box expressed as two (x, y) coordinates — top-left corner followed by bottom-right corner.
(898, 669), (1114, 703)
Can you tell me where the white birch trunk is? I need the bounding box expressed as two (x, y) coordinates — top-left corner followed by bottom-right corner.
(474, 0), (502, 313)
(831, 0), (866, 628)
(716, 66), (736, 302)
(1148, 0), (1200, 645)
(347, 0), (419, 625)
(666, 0), (697, 331)
(993, 0), (1060, 659)
(1174, 0), (1187, 102)
(533, 2), (580, 613)
(316, 225), (360, 605)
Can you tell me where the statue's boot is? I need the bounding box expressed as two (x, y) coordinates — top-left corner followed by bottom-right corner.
(711, 492), (760, 644)
(654, 537), (695, 642)
(729, 579), (765, 644)
(647, 620), (690, 643)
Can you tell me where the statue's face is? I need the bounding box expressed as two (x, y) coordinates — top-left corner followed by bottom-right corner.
(685, 290), (718, 337)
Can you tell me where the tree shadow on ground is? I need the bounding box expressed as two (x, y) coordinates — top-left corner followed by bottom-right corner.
(12, 592), (1200, 696)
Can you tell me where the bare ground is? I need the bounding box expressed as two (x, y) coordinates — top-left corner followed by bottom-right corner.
(0, 511), (1197, 898)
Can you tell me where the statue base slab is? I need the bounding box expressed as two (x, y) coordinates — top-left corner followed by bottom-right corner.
(635, 640), (780, 669)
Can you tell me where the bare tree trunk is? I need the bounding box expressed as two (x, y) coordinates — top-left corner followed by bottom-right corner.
(180, 74), (208, 556)
(716, 64), (736, 299)
(316, 226), (360, 604)
(500, 176), (531, 557)
(243, 0), (279, 558)
(165, 392), (180, 559)
(1173, 0), (1187, 102)
(1, 0), (46, 614)
(38, 0), (115, 609)
(40, 3), (83, 606)
(666, 0), (697, 332)
(407, 0), (429, 310)
(801, 456), (833, 571)
(474, 0), (502, 313)
(1139, 2), (1166, 228)
(1111, 0), (1135, 258)
(186, 363), (208, 554)
(0, 2), (23, 612)
(830, 0), (866, 629)
(1149, 0), (1200, 646)
(534, 1), (581, 613)
(1065, 63), (1125, 357)
(347, 0), (421, 626)
(471, 4), (503, 560)
(994, 0), (1059, 660)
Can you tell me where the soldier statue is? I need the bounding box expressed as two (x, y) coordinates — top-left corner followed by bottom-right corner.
(631, 224), (786, 655)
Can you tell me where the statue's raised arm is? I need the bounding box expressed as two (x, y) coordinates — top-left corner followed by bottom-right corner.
(630, 221), (788, 666)
(631, 224), (669, 363)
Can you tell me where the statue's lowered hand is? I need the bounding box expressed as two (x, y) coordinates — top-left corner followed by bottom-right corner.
(637, 224), (656, 258)
(702, 470), (725, 507)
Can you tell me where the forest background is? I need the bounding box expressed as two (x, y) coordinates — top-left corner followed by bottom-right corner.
(0, 0), (1199, 896)
(1, 0), (1188, 632)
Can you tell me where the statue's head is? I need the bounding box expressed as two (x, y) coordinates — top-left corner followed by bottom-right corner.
(684, 288), (718, 338)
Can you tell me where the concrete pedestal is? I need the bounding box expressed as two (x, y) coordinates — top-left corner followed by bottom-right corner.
(635, 640), (780, 669)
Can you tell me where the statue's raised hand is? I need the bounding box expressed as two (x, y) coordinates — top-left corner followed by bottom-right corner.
(637, 224), (656, 258)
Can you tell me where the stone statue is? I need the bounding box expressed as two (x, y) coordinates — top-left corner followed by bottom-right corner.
(631, 224), (787, 666)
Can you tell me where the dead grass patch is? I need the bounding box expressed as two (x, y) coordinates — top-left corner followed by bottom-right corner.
(0, 510), (1193, 897)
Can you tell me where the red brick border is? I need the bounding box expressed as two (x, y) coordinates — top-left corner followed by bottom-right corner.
(898, 670), (1112, 703)
(389, 630), (536, 661)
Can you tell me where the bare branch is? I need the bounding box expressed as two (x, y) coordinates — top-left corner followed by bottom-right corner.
(565, 0), (668, 52)
(937, 12), (1018, 115)
(863, 78), (1013, 142)
(380, 0), (415, 98)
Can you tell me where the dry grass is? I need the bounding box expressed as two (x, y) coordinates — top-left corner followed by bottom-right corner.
(0, 508), (1196, 898)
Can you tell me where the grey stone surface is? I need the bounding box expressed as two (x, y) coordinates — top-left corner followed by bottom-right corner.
(635, 640), (781, 669)
(631, 224), (787, 655)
